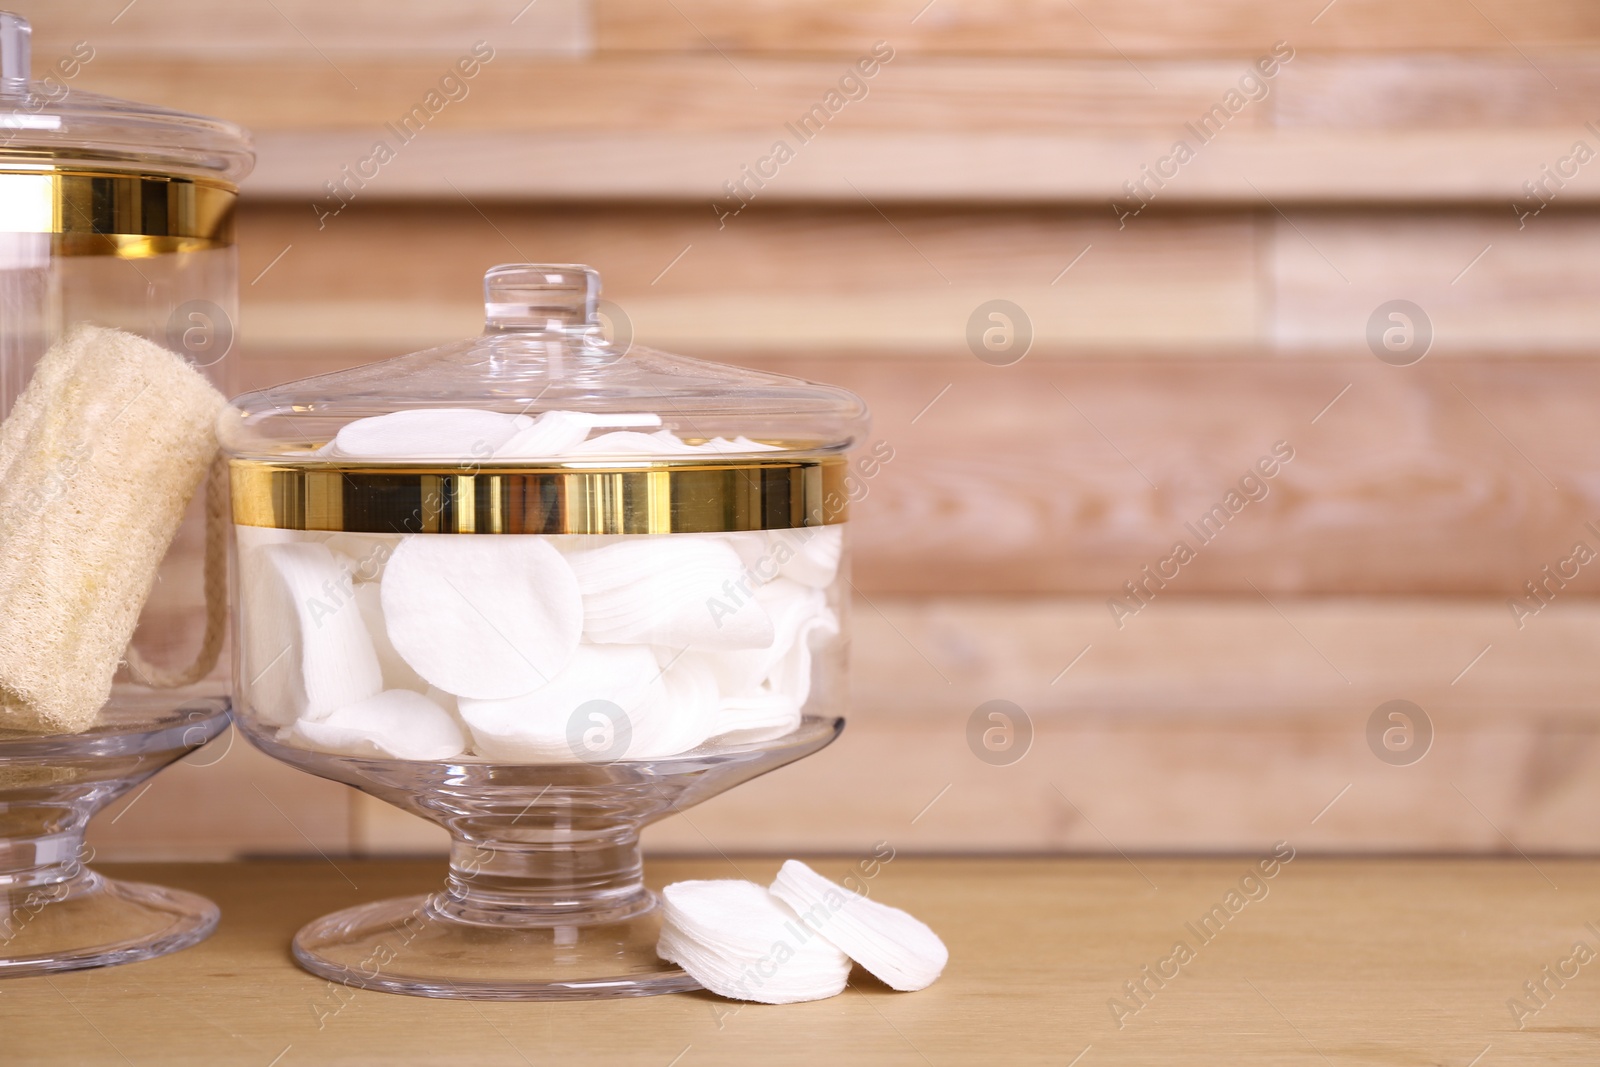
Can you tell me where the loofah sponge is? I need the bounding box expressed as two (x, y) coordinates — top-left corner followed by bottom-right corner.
(0, 325), (226, 734)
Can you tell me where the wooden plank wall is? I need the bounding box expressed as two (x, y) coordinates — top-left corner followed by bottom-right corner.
(21, 0), (1600, 856)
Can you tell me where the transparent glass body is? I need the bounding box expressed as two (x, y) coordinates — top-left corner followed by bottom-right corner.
(2, 246), (240, 676)
(0, 11), (249, 976)
(221, 263), (869, 998)
(0, 11), (251, 704)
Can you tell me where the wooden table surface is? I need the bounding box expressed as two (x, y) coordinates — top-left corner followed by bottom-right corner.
(3, 855), (1598, 1065)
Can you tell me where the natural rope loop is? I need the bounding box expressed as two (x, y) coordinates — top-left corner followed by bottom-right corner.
(125, 452), (228, 689)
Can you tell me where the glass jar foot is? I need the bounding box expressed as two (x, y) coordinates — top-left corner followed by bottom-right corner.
(294, 893), (698, 1000)
(1, 871), (218, 977)
(0, 697), (230, 977)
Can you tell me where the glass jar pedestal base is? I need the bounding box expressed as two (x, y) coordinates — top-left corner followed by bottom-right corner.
(0, 697), (230, 977)
(293, 891), (697, 1000)
(0, 871), (219, 978)
(243, 715), (844, 1001)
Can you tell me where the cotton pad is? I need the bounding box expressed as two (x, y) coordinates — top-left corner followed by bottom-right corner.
(458, 644), (660, 762)
(656, 880), (851, 1004)
(769, 860), (948, 992)
(692, 436), (782, 454)
(765, 597), (838, 711)
(459, 645), (719, 761)
(324, 408), (532, 459)
(493, 410), (662, 458)
(630, 655), (720, 758)
(714, 530), (771, 574)
(322, 533), (397, 583)
(320, 406), (784, 461)
(291, 689), (465, 760)
(563, 429), (782, 456)
(690, 579), (835, 704)
(772, 525), (844, 588)
(241, 542), (384, 726)
(563, 429), (696, 455)
(714, 691), (802, 741)
(354, 583), (427, 693)
(570, 537), (774, 651)
(380, 535), (582, 700)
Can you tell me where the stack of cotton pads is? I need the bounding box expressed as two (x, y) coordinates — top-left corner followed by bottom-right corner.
(317, 407), (781, 461)
(657, 880), (853, 1004)
(238, 409), (844, 763)
(656, 861), (948, 1002)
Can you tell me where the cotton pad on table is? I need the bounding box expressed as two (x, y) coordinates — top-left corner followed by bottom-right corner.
(769, 859), (948, 991)
(656, 879), (852, 1004)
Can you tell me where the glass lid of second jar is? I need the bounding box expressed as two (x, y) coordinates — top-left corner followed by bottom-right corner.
(224, 264), (869, 464)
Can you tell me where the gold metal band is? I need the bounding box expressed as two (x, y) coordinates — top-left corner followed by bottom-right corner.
(230, 459), (850, 534)
(0, 168), (236, 256)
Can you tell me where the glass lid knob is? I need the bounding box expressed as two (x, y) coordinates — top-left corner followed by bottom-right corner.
(484, 263), (601, 333)
(0, 12), (29, 92)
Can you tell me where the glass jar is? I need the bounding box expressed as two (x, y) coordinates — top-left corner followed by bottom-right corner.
(0, 11), (250, 698)
(0, 11), (249, 975)
(222, 263), (869, 998)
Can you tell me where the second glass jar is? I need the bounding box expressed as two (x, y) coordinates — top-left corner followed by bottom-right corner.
(224, 263), (866, 767)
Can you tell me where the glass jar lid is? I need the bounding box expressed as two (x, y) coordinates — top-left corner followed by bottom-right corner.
(224, 264), (872, 536)
(0, 12), (253, 183)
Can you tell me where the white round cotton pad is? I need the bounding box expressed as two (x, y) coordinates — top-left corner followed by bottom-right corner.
(569, 537), (774, 651)
(629, 655), (720, 758)
(715, 530), (771, 574)
(493, 410), (663, 459)
(326, 408), (532, 459)
(459, 646), (719, 762)
(563, 429), (697, 455)
(768, 860), (948, 992)
(241, 541), (384, 726)
(291, 689), (466, 760)
(772, 525), (844, 588)
(690, 436), (782, 454)
(565, 431), (784, 456)
(322, 533), (397, 583)
(354, 583), (427, 693)
(714, 691), (802, 741)
(380, 535), (582, 700)
(656, 880), (851, 1004)
(765, 598), (838, 711)
(688, 579), (836, 706)
(458, 644), (658, 762)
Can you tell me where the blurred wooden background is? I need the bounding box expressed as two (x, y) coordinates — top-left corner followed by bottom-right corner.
(24, 0), (1600, 857)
